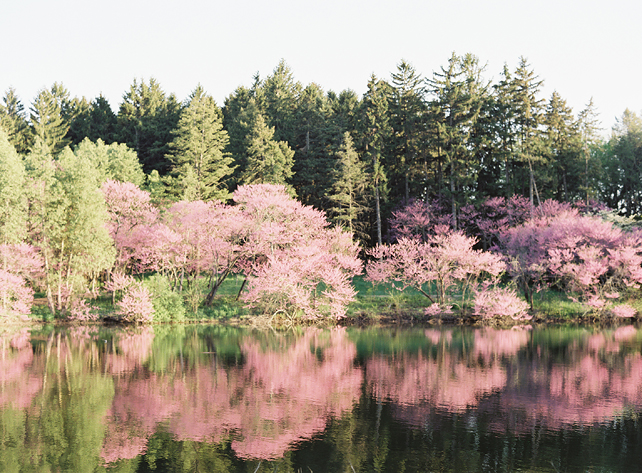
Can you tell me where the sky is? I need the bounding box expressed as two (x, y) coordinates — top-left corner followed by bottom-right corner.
(1, 0), (640, 135)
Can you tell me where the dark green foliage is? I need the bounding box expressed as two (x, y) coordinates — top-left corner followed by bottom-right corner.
(116, 78), (181, 174)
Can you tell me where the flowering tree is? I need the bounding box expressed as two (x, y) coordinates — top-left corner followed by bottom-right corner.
(101, 180), (158, 274)
(366, 227), (505, 311)
(234, 184), (362, 320)
(498, 209), (642, 314)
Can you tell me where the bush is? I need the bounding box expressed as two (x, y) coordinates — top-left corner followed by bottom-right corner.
(142, 275), (185, 322)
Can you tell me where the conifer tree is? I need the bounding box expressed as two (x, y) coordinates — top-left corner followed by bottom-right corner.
(511, 57), (546, 213)
(328, 132), (369, 237)
(360, 75), (392, 245)
(390, 60), (425, 202)
(30, 84), (71, 155)
(0, 88), (30, 153)
(116, 78), (181, 174)
(544, 91), (581, 201)
(241, 113), (294, 186)
(166, 85), (234, 201)
(576, 98), (602, 204)
(427, 53), (486, 228)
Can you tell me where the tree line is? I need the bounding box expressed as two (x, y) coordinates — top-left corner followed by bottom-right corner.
(2, 55), (641, 247)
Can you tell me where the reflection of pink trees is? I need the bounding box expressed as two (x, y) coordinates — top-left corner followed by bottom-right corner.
(366, 330), (522, 416)
(0, 328), (41, 409)
(102, 328), (362, 463)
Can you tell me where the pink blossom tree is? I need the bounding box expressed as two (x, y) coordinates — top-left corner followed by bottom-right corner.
(234, 184), (362, 320)
(101, 180), (159, 274)
(366, 227), (505, 312)
(498, 209), (642, 314)
(0, 243), (43, 318)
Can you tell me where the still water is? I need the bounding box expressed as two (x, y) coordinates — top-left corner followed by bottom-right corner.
(2, 324), (642, 472)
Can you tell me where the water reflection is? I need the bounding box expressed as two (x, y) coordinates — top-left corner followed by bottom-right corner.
(2, 324), (642, 471)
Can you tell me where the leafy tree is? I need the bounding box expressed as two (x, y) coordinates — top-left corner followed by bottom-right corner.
(26, 142), (115, 314)
(0, 87), (30, 153)
(73, 138), (145, 185)
(0, 127), (27, 243)
(116, 78), (181, 174)
(166, 85), (234, 201)
(328, 132), (370, 237)
(234, 184), (362, 319)
(366, 228), (505, 307)
(240, 113), (294, 186)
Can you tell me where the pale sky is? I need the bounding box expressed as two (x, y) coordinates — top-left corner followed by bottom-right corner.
(2, 0), (640, 135)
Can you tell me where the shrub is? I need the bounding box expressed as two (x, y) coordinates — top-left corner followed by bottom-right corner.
(142, 275), (186, 322)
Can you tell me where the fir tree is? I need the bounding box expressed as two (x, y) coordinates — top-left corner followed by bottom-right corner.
(30, 84), (71, 155)
(166, 85), (234, 201)
(328, 132), (369, 238)
(241, 113), (294, 187)
(0, 87), (30, 153)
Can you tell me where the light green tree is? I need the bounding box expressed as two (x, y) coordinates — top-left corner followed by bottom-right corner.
(0, 87), (30, 153)
(0, 127), (27, 243)
(26, 142), (115, 314)
(166, 85), (234, 201)
(73, 138), (145, 186)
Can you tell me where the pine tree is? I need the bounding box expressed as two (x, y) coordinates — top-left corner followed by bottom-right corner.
(166, 85), (234, 201)
(241, 113), (294, 186)
(116, 78), (181, 174)
(576, 98), (602, 204)
(544, 91), (581, 201)
(427, 53), (486, 228)
(511, 57), (546, 213)
(291, 83), (335, 208)
(0, 87), (30, 153)
(328, 132), (370, 237)
(30, 84), (71, 155)
(390, 60), (425, 202)
(359, 75), (392, 245)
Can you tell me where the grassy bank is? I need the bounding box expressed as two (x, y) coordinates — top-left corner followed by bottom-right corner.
(25, 274), (639, 326)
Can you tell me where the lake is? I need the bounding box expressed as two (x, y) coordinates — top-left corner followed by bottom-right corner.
(2, 324), (642, 472)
